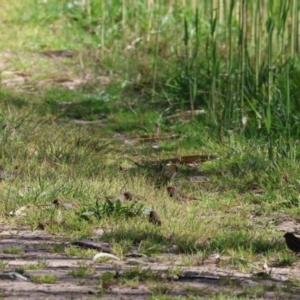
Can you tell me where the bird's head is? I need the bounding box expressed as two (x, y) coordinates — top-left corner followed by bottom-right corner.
(123, 192), (132, 200)
(53, 198), (62, 206)
(167, 186), (175, 196)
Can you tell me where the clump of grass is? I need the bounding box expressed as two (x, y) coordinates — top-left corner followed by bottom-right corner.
(241, 284), (280, 299)
(31, 274), (58, 284)
(0, 260), (8, 271)
(53, 244), (65, 253)
(23, 260), (48, 270)
(119, 267), (162, 282)
(99, 271), (116, 291)
(79, 199), (147, 221)
(68, 261), (95, 277)
(65, 246), (97, 258)
(220, 276), (242, 288)
(1, 0), (300, 155)
(273, 252), (297, 267)
(3, 247), (23, 255)
(99, 267), (163, 289)
(183, 285), (209, 294)
(207, 231), (280, 254)
(149, 282), (173, 296)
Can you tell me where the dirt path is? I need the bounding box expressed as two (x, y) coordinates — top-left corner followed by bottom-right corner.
(0, 51), (109, 93)
(0, 223), (300, 299)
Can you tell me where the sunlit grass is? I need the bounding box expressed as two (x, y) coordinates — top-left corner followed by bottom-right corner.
(0, 92), (296, 262)
(0, 1), (300, 297)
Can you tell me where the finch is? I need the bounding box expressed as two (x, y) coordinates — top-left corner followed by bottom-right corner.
(149, 211), (162, 226)
(53, 198), (80, 210)
(283, 232), (300, 253)
(123, 192), (133, 200)
(166, 186), (198, 201)
(104, 192), (133, 203)
(103, 192), (147, 203)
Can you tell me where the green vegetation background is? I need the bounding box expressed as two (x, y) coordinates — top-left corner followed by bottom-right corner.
(0, 0), (300, 276)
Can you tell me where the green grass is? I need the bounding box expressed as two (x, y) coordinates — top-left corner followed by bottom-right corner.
(23, 260), (48, 270)
(31, 274), (58, 284)
(64, 246), (97, 258)
(99, 267), (163, 290)
(149, 282), (174, 296)
(0, 260), (8, 271)
(1, 0), (300, 297)
(0, 93), (294, 263)
(99, 268), (166, 292)
(1, 0), (300, 151)
(68, 261), (95, 277)
(3, 247), (23, 255)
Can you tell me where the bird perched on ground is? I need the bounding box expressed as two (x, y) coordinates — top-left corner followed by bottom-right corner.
(53, 198), (80, 210)
(166, 186), (198, 201)
(123, 192), (133, 200)
(101, 191), (146, 203)
(149, 210), (162, 226)
(283, 232), (300, 253)
(101, 192), (133, 203)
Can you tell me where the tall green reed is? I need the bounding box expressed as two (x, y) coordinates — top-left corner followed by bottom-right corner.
(4, 0), (300, 157)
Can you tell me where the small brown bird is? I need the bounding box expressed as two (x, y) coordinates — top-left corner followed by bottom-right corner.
(104, 191), (147, 203)
(104, 192), (133, 203)
(166, 186), (198, 201)
(149, 211), (162, 226)
(53, 198), (80, 210)
(284, 232), (300, 253)
(123, 192), (133, 200)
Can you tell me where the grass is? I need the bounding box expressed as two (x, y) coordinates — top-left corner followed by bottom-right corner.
(0, 261), (8, 271)
(183, 285), (209, 294)
(23, 260), (48, 270)
(149, 282), (174, 296)
(68, 261), (95, 277)
(99, 268), (165, 292)
(31, 274), (58, 284)
(1, 0), (300, 297)
(3, 247), (23, 255)
(0, 110), (295, 259)
(64, 246), (97, 258)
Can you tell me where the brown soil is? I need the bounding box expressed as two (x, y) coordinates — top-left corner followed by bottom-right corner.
(1, 222), (300, 299)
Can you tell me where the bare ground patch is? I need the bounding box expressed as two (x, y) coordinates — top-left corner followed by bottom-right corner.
(0, 222), (300, 299)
